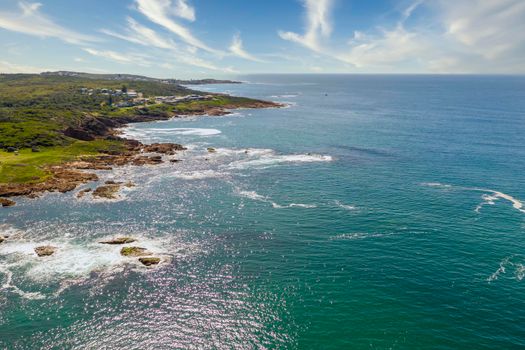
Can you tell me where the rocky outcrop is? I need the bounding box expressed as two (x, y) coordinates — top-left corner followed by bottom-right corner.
(64, 127), (95, 141)
(69, 161), (112, 171)
(35, 245), (56, 257)
(120, 246), (149, 257)
(132, 155), (163, 166)
(143, 143), (186, 155)
(77, 188), (92, 198)
(93, 184), (121, 199)
(0, 198), (16, 207)
(0, 236), (4, 244)
(139, 257), (161, 266)
(0, 168), (98, 198)
(100, 237), (136, 245)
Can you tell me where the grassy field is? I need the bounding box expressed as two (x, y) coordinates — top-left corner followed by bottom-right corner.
(0, 140), (125, 184)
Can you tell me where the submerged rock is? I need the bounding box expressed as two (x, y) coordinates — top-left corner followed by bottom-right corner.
(93, 184), (121, 199)
(143, 143), (186, 155)
(0, 198), (16, 207)
(207, 147), (216, 153)
(104, 180), (123, 185)
(77, 188), (92, 198)
(120, 246), (149, 257)
(124, 181), (135, 188)
(139, 257), (161, 266)
(35, 245), (56, 257)
(100, 237), (136, 245)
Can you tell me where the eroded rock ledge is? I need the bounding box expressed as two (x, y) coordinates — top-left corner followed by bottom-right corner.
(0, 140), (186, 200)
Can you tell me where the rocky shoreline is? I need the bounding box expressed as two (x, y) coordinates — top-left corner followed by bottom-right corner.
(0, 99), (282, 205)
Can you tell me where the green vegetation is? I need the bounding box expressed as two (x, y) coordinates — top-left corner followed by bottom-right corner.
(0, 140), (125, 184)
(0, 74), (199, 149)
(0, 73), (263, 185)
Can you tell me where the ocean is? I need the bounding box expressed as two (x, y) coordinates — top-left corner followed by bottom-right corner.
(1, 74), (525, 349)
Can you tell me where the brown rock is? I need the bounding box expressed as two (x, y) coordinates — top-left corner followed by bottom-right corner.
(0, 236), (4, 244)
(77, 188), (92, 198)
(104, 180), (123, 185)
(93, 184), (121, 199)
(139, 257), (161, 266)
(100, 237), (136, 245)
(0, 198), (15, 207)
(120, 246), (149, 257)
(143, 143), (186, 155)
(207, 147), (217, 153)
(35, 245), (56, 257)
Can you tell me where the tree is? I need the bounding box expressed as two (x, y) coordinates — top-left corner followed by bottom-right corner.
(122, 85), (128, 93)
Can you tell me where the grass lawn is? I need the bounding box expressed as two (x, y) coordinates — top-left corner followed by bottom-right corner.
(0, 140), (125, 184)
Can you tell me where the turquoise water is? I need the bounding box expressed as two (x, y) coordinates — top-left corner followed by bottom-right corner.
(1, 75), (525, 349)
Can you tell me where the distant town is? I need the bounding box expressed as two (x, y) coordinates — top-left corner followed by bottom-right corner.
(79, 86), (215, 108)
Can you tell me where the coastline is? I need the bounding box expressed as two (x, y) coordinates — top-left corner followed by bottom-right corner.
(0, 97), (283, 204)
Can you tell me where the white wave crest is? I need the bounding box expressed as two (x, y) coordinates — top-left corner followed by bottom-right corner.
(476, 190), (525, 214)
(126, 127), (221, 137)
(227, 152), (332, 170)
(334, 200), (357, 210)
(171, 170), (226, 180)
(423, 183), (525, 215)
(237, 190), (268, 201)
(271, 202), (317, 209)
(488, 255), (525, 282)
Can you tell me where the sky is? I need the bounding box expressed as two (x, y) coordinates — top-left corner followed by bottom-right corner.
(0, 0), (524, 78)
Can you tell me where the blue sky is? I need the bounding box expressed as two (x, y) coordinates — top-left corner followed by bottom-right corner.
(0, 0), (524, 78)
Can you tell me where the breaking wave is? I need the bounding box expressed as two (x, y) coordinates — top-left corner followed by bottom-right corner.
(227, 152), (332, 170)
(488, 255), (525, 282)
(422, 182), (525, 214)
(235, 189), (317, 209)
(124, 127), (222, 138)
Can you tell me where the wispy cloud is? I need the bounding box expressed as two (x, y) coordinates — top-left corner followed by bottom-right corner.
(229, 33), (264, 62)
(0, 59), (48, 73)
(0, 1), (97, 44)
(101, 17), (177, 50)
(83, 48), (152, 66)
(439, 0), (525, 61)
(134, 0), (218, 54)
(101, 17), (231, 72)
(173, 0), (195, 22)
(280, 0), (525, 73)
(278, 0), (334, 52)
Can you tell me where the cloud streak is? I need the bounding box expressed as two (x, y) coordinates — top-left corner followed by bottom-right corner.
(83, 48), (152, 66)
(0, 1), (97, 44)
(101, 17), (232, 72)
(134, 0), (219, 54)
(279, 0), (334, 52)
(229, 33), (264, 62)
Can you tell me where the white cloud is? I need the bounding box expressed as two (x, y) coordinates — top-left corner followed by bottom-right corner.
(279, 0), (334, 52)
(101, 18), (232, 72)
(229, 33), (264, 62)
(280, 0), (525, 73)
(0, 60), (48, 73)
(339, 25), (430, 69)
(173, 0), (195, 22)
(438, 0), (525, 60)
(102, 17), (177, 50)
(83, 48), (152, 66)
(0, 1), (97, 44)
(134, 0), (218, 54)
